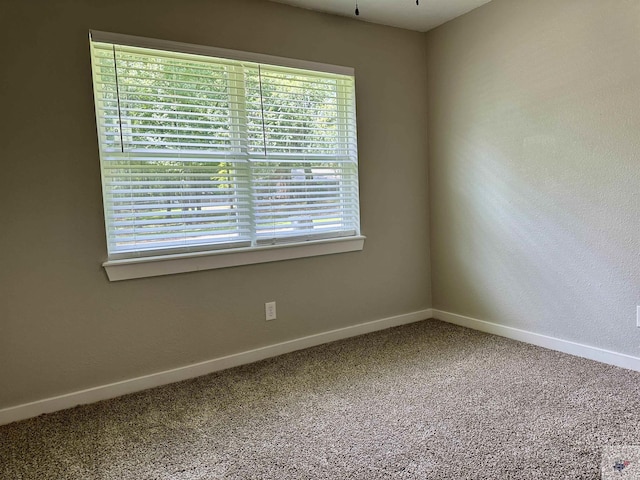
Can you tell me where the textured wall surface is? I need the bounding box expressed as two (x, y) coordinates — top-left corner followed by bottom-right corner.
(0, 0), (431, 408)
(426, 0), (640, 354)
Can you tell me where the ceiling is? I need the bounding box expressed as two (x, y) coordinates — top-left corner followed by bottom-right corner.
(269, 0), (493, 32)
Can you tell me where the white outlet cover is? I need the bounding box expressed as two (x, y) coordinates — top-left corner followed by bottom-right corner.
(265, 301), (277, 321)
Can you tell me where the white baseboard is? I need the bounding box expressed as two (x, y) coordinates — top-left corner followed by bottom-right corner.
(433, 309), (640, 373)
(0, 309), (433, 426)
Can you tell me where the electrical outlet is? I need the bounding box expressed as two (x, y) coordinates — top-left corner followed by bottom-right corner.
(265, 301), (277, 321)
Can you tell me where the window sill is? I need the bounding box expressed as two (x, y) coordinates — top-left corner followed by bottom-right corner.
(103, 236), (366, 281)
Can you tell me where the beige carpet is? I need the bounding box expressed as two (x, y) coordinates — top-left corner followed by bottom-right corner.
(2, 319), (640, 479)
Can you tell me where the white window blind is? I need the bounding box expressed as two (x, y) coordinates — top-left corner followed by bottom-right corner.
(89, 32), (361, 261)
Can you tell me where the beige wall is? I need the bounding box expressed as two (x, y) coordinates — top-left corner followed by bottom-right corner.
(427, 0), (640, 353)
(0, 0), (431, 408)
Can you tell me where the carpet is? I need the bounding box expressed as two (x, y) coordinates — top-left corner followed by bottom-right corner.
(2, 319), (640, 479)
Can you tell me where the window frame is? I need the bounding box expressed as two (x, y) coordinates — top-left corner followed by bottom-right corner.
(89, 31), (365, 281)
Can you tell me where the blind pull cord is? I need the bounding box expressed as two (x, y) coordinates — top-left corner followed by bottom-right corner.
(258, 65), (268, 157)
(112, 45), (125, 153)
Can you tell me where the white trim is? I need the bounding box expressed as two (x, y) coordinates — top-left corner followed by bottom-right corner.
(89, 30), (354, 76)
(0, 308), (432, 426)
(433, 309), (640, 373)
(104, 235), (366, 281)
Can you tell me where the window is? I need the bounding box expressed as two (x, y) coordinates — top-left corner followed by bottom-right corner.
(89, 32), (364, 280)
